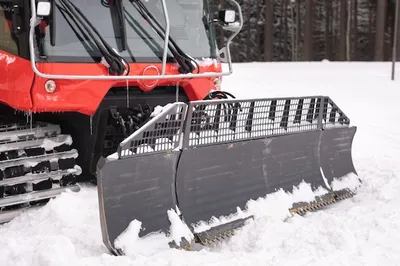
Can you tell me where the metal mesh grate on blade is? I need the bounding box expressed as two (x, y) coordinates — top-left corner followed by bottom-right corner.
(117, 103), (187, 158)
(184, 96), (350, 147)
(321, 97), (351, 129)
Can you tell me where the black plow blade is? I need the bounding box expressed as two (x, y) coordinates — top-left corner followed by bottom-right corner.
(96, 103), (188, 255)
(96, 96), (359, 255)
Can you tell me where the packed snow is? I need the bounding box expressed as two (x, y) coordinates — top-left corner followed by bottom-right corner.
(1, 62), (400, 266)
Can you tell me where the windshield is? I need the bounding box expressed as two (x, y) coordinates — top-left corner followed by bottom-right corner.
(37, 0), (217, 63)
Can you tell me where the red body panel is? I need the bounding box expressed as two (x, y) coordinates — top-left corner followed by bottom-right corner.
(0, 51), (222, 115)
(0, 51), (35, 110)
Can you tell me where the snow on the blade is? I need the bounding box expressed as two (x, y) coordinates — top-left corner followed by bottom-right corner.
(290, 181), (327, 203)
(167, 207), (194, 246)
(151, 105), (166, 117)
(112, 216), (186, 259)
(107, 152), (119, 160)
(114, 219), (142, 253)
(191, 180), (330, 234)
(1, 62), (400, 266)
(150, 103), (177, 117)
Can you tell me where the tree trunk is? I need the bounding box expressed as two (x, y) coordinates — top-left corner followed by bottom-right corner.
(346, 0), (352, 61)
(283, 0), (288, 60)
(264, 0), (274, 61)
(352, 0), (358, 60)
(375, 0), (387, 61)
(325, 0), (332, 60)
(303, 0), (313, 60)
(295, 0), (301, 60)
(339, 0), (347, 60)
(291, 1), (296, 61)
(245, 2), (252, 61)
(279, 1), (284, 60)
(396, 0), (400, 60)
(255, 0), (263, 60)
(332, 0), (342, 61)
(368, 2), (374, 59)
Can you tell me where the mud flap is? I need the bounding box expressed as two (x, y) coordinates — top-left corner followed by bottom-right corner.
(97, 96), (358, 254)
(96, 103), (187, 255)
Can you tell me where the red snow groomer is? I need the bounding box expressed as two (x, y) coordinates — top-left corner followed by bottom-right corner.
(0, 0), (359, 254)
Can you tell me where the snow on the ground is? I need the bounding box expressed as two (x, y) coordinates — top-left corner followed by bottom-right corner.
(1, 62), (400, 266)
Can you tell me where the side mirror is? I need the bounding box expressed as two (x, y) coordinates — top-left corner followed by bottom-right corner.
(37, 0), (51, 17)
(218, 10), (236, 24)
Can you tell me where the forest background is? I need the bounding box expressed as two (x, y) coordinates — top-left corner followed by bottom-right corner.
(210, 0), (398, 62)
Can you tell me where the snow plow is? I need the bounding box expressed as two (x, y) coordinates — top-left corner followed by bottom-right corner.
(0, 0), (359, 255)
(98, 96), (358, 253)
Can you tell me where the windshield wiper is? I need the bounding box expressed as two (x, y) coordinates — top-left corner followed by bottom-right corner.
(58, 0), (129, 75)
(101, 0), (127, 51)
(114, 0), (127, 51)
(129, 0), (199, 74)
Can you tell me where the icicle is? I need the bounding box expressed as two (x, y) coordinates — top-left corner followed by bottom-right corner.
(25, 111), (33, 130)
(90, 115), (93, 135)
(29, 112), (32, 130)
(175, 82), (179, 102)
(126, 80), (129, 108)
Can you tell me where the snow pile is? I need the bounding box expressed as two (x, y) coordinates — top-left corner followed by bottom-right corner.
(0, 186), (105, 266)
(114, 219), (142, 255)
(331, 173), (361, 192)
(110, 209), (195, 260)
(31, 236), (79, 266)
(1, 62), (400, 265)
(191, 176), (357, 235)
(166, 208), (194, 247)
